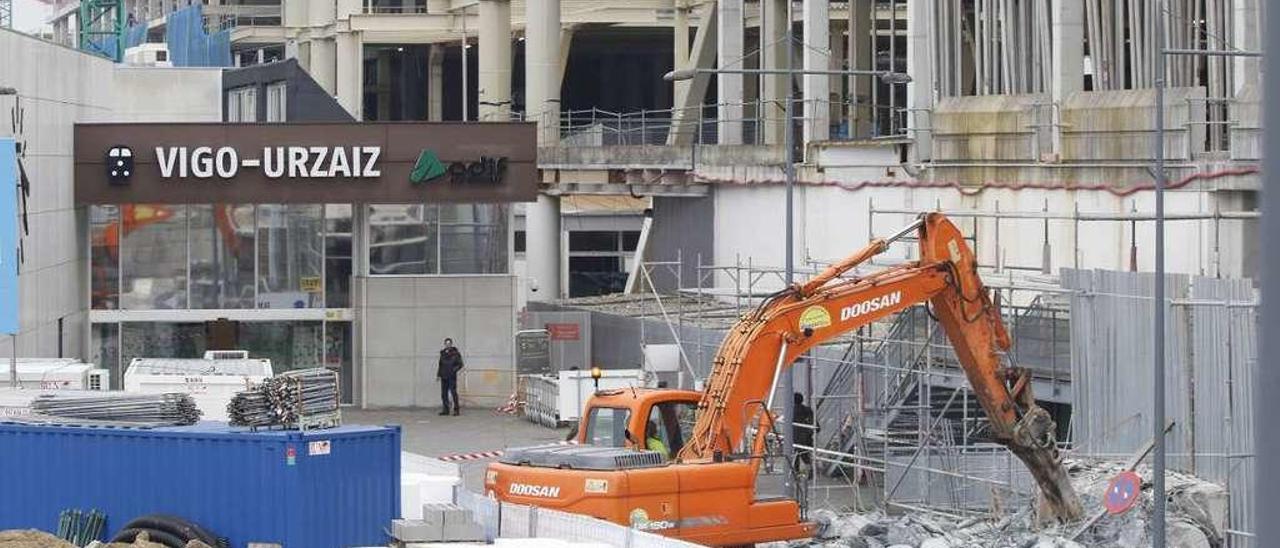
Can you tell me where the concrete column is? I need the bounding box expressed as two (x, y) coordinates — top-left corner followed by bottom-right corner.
(428, 46), (444, 121)
(666, 3), (718, 146)
(335, 31), (364, 120)
(717, 0), (744, 144)
(848, 0), (872, 138)
(802, 0), (830, 144)
(525, 0), (561, 144)
(310, 39), (338, 94)
(526, 195), (562, 301)
(1232, 0), (1260, 93)
(829, 20), (846, 134)
(478, 0), (513, 121)
(673, 0), (690, 107)
(1051, 0), (1084, 158)
(906, 0), (933, 161)
(761, 0), (789, 145)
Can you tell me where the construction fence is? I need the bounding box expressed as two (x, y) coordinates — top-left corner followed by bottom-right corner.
(1064, 268), (1257, 546)
(457, 489), (704, 548)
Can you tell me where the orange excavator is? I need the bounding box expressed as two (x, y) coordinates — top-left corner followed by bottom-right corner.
(487, 213), (1082, 546)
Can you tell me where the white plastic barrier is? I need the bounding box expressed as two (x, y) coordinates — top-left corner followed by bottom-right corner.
(401, 451), (463, 519)
(457, 489), (703, 548)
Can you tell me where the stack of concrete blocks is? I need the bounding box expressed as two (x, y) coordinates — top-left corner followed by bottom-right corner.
(392, 503), (485, 545)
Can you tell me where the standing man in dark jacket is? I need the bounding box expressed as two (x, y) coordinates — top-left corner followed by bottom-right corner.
(793, 393), (815, 472)
(437, 338), (464, 416)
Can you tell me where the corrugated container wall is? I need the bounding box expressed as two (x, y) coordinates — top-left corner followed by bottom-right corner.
(0, 423), (401, 547)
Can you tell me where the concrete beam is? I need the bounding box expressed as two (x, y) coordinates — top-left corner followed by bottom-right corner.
(667, 2), (718, 146)
(718, 0), (745, 145)
(672, 0), (690, 106)
(478, 0), (513, 121)
(802, 0), (830, 144)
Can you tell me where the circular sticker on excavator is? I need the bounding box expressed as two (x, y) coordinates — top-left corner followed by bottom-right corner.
(798, 306), (832, 330)
(629, 508), (650, 527)
(1104, 471), (1142, 515)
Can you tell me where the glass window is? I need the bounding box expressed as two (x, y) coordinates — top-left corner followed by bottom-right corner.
(239, 321), (325, 372)
(569, 256), (625, 297)
(368, 204), (437, 275)
(325, 204), (354, 308)
(90, 205), (120, 310)
(439, 203), (509, 274)
(514, 230), (526, 253)
(586, 407), (632, 447)
(325, 321), (353, 404)
(257, 205), (323, 309)
(120, 204), (188, 309)
(369, 203), (508, 275)
(622, 231), (641, 252)
(120, 322), (207, 369)
(266, 81), (287, 122)
(570, 231), (620, 252)
(227, 86), (257, 122)
(645, 402), (697, 459)
(190, 204), (256, 309)
(91, 322), (120, 389)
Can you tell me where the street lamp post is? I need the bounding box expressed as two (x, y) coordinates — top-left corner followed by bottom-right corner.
(664, 64), (910, 498)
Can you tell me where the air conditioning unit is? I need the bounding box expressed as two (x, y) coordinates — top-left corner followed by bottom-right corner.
(15, 359), (106, 391)
(124, 43), (173, 67)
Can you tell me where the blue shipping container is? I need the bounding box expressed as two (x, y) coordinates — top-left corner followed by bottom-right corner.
(0, 422), (400, 548)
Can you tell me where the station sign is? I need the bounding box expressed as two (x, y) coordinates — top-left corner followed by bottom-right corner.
(75, 122), (536, 204)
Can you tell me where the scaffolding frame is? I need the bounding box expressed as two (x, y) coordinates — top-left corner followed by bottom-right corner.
(600, 203), (1260, 522)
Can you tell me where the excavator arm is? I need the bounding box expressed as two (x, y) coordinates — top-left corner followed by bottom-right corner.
(678, 213), (1083, 521)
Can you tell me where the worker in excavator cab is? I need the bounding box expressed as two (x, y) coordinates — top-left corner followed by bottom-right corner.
(644, 420), (670, 459)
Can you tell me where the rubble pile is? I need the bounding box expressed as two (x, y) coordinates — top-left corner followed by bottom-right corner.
(778, 460), (1228, 548)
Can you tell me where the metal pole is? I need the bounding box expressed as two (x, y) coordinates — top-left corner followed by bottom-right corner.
(1260, 0), (1280, 541)
(781, 0), (796, 497)
(1153, 0), (1167, 544)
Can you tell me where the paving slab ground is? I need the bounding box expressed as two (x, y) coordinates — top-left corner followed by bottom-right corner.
(345, 408), (568, 491)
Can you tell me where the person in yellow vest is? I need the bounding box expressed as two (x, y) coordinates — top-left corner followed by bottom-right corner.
(645, 420), (670, 459)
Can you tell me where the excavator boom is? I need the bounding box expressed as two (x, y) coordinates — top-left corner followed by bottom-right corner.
(488, 213), (1081, 547)
(678, 213), (1082, 521)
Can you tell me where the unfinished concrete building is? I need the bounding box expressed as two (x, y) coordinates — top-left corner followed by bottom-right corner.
(37, 1), (1262, 544)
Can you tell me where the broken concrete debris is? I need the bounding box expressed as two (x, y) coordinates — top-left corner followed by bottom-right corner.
(767, 460), (1226, 548)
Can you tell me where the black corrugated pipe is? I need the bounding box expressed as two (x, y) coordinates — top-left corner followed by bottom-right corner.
(111, 514), (221, 547)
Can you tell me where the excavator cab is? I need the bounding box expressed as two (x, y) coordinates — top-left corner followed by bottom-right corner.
(571, 388), (702, 460)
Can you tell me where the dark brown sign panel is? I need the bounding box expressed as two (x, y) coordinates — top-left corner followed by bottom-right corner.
(74, 122), (537, 204)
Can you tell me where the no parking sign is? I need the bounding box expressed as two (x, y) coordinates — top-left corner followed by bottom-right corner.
(1104, 471), (1143, 515)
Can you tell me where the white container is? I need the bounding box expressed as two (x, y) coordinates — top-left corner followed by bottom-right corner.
(124, 355), (273, 422)
(555, 369), (646, 422)
(13, 359), (109, 391)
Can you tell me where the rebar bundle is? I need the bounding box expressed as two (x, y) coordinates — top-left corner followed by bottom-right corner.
(56, 508), (105, 547)
(228, 368), (341, 430)
(29, 393), (202, 426)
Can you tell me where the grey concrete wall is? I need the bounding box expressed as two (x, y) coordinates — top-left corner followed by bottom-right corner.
(222, 59), (354, 123)
(0, 30), (221, 362)
(356, 275), (517, 409)
(647, 195), (714, 292)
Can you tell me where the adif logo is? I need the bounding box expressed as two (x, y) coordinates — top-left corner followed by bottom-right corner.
(840, 291), (903, 322)
(509, 483), (561, 498)
(106, 146), (134, 185)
